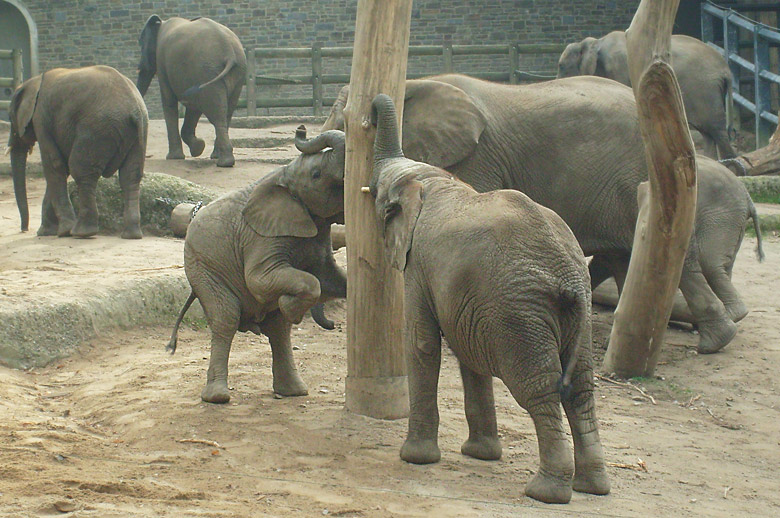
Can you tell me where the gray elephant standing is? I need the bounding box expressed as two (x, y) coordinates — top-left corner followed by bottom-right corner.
(168, 127), (347, 404)
(323, 74), (757, 354)
(8, 66), (148, 238)
(137, 15), (246, 167)
(369, 94), (609, 504)
(557, 31), (736, 159)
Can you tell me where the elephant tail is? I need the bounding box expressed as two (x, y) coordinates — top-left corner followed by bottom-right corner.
(167, 291), (197, 354)
(748, 197), (766, 262)
(183, 59), (237, 97)
(557, 283), (588, 403)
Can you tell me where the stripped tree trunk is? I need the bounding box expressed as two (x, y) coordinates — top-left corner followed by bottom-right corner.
(728, 121), (780, 176)
(602, 0), (698, 377)
(343, 0), (413, 419)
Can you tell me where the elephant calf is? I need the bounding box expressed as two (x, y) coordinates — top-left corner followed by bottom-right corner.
(370, 94), (609, 504)
(7, 65), (148, 238)
(168, 127), (347, 404)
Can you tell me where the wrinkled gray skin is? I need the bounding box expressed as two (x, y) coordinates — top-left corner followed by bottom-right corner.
(137, 15), (246, 167)
(370, 94), (609, 504)
(557, 31), (736, 160)
(167, 128), (347, 404)
(8, 66), (148, 238)
(323, 74), (762, 354)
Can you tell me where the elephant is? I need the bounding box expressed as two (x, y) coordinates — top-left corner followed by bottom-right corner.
(557, 31), (736, 160)
(369, 93), (609, 504)
(323, 74), (753, 354)
(7, 65), (148, 239)
(167, 127), (347, 404)
(137, 15), (246, 167)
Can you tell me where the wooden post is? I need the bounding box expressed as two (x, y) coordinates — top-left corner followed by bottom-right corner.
(12, 48), (23, 89)
(343, 0), (413, 419)
(312, 44), (323, 116)
(602, 0), (698, 378)
(509, 44), (519, 84)
(443, 43), (453, 73)
(246, 48), (256, 117)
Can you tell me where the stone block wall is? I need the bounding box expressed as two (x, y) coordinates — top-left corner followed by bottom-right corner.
(19, 0), (640, 117)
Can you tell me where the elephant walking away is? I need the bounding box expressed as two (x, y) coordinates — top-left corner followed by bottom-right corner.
(137, 15), (246, 167)
(323, 74), (754, 354)
(168, 127), (347, 404)
(557, 31), (736, 160)
(7, 66), (148, 239)
(370, 93), (610, 504)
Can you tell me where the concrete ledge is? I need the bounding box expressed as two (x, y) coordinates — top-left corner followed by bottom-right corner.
(0, 272), (201, 370)
(230, 115), (327, 129)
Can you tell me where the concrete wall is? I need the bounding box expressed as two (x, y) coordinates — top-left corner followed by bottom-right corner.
(16, 1), (641, 117)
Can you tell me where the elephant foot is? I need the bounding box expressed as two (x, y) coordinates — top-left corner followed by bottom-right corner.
(461, 435), (502, 461)
(278, 295), (309, 325)
(210, 148), (219, 160)
(166, 150), (186, 160)
(697, 317), (738, 354)
(573, 466), (611, 495)
(400, 438), (441, 464)
(272, 372), (309, 397)
(525, 469), (573, 504)
(725, 301), (749, 323)
(201, 380), (231, 404)
(188, 138), (206, 158)
(71, 220), (99, 239)
(217, 154), (235, 168)
(121, 226), (143, 240)
(37, 224), (58, 237)
(56, 219), (76, 238)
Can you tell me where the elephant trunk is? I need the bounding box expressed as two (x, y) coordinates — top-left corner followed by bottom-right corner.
(370, 94), (404, 165)
(295, 127), (346, 156)
(10, 146), (29, 232)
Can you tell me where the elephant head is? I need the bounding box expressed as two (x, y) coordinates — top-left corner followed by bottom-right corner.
(136, 14), (162, 96)
(243, 127), (346, 238)
(557, 37), (599, 78)
(323, 79), (486, 170)
(7, 74), (44, 232)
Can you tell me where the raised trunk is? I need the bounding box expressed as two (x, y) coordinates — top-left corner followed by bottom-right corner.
(10, 146), (30, 232)
(371, 94), (404, 164)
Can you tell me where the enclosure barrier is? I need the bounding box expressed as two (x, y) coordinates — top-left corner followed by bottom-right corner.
(240, 43), (564, 116)
(702, 1), (780, 148)
(0, 48), (23, 111)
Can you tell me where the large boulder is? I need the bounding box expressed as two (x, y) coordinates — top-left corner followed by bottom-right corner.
(68, 172), (216, 237)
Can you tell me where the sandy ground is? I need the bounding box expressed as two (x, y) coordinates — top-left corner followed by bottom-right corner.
(0, 120), (779, 517)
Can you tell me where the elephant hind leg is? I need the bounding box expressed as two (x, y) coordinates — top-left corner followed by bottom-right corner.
(679, 265), (737, 354)
(203, 99), (234, 167)
(705, 263), (748, 323)
(181, 107), (205, 158)
(117, 143), (144, 239)
(196, 280), (241, 404)
(459, 362), (501, 461)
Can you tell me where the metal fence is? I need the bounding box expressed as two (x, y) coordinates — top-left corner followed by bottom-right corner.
(702, 1), (780, 148)
(0, 48), (23, 112)
(240, 43), (564, 117)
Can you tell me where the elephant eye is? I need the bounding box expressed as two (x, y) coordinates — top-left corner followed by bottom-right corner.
(311, 168), (321, 179)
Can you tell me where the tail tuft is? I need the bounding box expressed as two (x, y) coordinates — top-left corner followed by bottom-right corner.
(558, 375), (574, 403)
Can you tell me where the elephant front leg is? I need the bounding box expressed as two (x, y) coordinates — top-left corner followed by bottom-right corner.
(679, 265), (737, 354)
(259, 311), (308, 397)
(459, 362), (502, 461)
(246, 265), (321, 326)
(38, 140), (75, 237)
(401, 298), (443, 465)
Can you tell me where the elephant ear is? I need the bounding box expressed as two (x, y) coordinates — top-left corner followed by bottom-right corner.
(401, 79), (485, 169)
(579, 37), (599, 75)
(9, 75), (42, 141)
(382, 178), (423, 271)
(242, 180), (317, 238)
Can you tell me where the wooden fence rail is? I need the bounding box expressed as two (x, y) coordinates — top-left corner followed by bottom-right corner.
(240, 43), (565, 116)
(0, 48), (24, 111)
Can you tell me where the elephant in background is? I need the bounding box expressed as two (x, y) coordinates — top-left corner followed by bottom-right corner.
(137, 15), (246, 167)
(168, 127), (347, 404)
(557, 31), (736, 160)
(323, 74), (752, 354)
(7, 66), (148, 238)
(370, 93), (609, 504)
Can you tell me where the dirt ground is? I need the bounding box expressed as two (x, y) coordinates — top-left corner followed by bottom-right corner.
(0, 120), (779, 517)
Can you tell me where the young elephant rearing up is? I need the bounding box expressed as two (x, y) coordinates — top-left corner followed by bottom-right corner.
(168, 127), (347, 404)
(369, 94), (609, 504)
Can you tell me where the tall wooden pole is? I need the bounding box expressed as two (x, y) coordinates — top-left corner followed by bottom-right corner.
(343, 0), (413, 419)
(603, 0), (698, 378)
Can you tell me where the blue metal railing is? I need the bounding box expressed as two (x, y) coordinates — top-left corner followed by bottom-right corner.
(701, 1), (779, 148)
